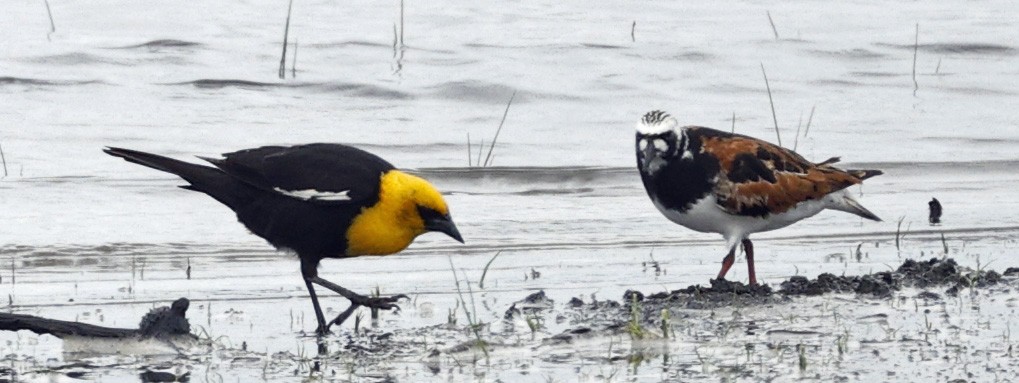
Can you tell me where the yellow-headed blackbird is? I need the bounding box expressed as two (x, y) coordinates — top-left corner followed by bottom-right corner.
(634, 110), (881, 285)
(105, 144), (463, 334)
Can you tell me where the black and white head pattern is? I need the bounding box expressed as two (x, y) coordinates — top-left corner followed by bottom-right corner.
(635, 110), (690, 175)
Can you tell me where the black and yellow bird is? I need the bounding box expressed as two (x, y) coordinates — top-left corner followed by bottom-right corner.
(104, 144), (464, 334)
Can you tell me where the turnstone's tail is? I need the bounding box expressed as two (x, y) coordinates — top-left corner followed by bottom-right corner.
(846, 169), (883, 180)
(828, 193), (881, 221)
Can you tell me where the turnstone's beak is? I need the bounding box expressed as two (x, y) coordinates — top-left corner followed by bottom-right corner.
(641, 138), (657, 162)
(639, 137), (661, 174)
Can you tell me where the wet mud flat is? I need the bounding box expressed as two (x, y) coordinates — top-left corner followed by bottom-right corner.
(307, 257), (1019, 381)
(4, 257), (1019, 382)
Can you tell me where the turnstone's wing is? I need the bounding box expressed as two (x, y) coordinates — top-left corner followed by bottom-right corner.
(690, 127), (881, 218)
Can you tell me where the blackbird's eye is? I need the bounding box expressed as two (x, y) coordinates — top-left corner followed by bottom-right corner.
(417, 206), (444, 222)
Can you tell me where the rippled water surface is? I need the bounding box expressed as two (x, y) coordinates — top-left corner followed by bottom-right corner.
(2, 0), (1018, 381)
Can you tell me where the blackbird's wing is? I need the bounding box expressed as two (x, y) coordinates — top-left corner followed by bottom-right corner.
(202, 143), (395, 205)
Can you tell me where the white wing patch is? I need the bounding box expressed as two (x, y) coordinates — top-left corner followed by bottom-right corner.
(273, 187), (351, 201)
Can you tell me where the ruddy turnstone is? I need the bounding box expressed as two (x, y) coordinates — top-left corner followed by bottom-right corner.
(634, 110), (882, 285)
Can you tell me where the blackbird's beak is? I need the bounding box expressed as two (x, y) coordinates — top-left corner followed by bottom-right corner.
(425, 214), (464, 243)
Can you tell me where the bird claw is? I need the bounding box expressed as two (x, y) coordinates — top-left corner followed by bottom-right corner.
(314, 326), (333, 337)
(351, 293), (408, 311)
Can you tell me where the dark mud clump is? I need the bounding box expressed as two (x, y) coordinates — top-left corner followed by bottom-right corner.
(597, 258), (1004, 314)
(542, 257), (1014, 347)
(504, 290), (554, 319)
(670, 278), (774, 296)
(635, 279), (777, 310)
(779, 272), (898, 297)
(779, 258), (1002, 297)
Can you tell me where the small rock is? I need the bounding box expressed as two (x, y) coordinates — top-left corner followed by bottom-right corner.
(503, 290), (553, 320)
(622, 290), (644, 303)
(916, 291), (941, 300)
(567, 297), (584, 308)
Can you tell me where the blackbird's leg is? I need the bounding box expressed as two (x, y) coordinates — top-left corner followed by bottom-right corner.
(303, 278), (330, 335)
(743, 239), (757, 286)
(326, 304), (359, 328)
(300, 259), (330, 336)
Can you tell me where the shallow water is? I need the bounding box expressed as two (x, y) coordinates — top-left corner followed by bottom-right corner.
(2, 0), (1019, 381)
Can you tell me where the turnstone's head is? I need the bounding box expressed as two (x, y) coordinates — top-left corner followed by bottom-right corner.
(635, 110), (688, 175)
(636, 110), (678, 136)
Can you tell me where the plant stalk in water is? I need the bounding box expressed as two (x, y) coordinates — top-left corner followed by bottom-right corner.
(483, 90), (517, 167)
(44, 0), (56, 41)
(760, 63), (782, 146)
(278, 0), (294, 79)
(912, 23), (919, 96)
(478, 251), (500, 289)
(0, 141), (7, 177)
(766, 11), (779, 40)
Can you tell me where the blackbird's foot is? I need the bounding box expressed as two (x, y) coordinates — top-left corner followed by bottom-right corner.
(348, 293), (409, 311)
(325, 294), (410, 329)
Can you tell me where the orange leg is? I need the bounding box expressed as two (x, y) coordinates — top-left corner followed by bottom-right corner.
(743, 239), (757, 286)
(716, 246), (737, 280)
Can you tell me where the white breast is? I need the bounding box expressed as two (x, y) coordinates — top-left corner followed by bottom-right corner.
(651, 194), (830, 241)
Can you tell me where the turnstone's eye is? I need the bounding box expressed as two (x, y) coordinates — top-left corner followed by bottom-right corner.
(653, 139), (668, 152)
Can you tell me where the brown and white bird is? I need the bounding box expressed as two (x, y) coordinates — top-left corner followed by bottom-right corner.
(634, 111), (882, 285)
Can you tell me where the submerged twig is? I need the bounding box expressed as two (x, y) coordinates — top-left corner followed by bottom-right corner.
(392, 23), (399, 57)
(278, 0), (294, 79)
(631, 21), (636, 42)
(466, 132), (472, 167)
(0, 141), (7, 177)
(479, 251), (501, 289)
(483, 90), (517, 167)
(476, 139), (484, 167)
(895, 216), (907, 251)
(793, 110), (803, 151)
(760, 63), (782, 146)
(291, 40), (298, 78)
(731, 112), (736, 133)
(766, 11), (779, 40)
(399, 0), (405, 47)
(803, 105), (815, 138)
(44, 0), (56, 41)
(912, 23), (919, 96)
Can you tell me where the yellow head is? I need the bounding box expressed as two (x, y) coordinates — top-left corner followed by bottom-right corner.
(345, 170), (463, 256)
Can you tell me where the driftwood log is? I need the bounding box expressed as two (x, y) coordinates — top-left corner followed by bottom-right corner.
(0, 298), (192, 340)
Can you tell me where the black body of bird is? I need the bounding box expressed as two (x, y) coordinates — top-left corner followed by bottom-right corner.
(0, 298), (192, 340)
(139, 298), (191, 338)
(104, 144), (464, 334)
(929, 197), (942, 225)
